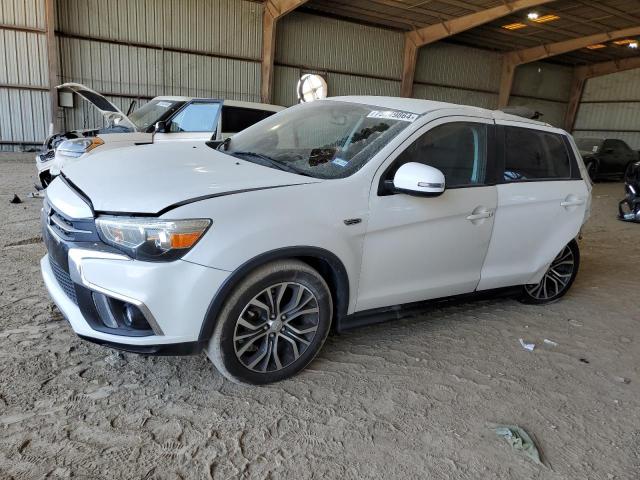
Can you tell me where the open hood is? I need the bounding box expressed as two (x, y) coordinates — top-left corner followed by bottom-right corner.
(60, 142), (318, 214)
(57, 82), (138, 131)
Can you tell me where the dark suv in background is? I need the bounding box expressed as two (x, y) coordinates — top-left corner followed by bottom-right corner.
(576, 138), (638, 181)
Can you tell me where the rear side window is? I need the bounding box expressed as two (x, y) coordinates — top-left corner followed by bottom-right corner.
(222, 106), (276, 133)
(386, 122), (488, 188)
(503, 127), (571, 181)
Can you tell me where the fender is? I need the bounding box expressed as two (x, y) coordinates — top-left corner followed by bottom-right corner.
(198, 246), (350, 341)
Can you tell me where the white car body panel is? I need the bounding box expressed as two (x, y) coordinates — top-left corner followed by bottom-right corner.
(40, 96), (591, 352)
(60, 142), (314, 214)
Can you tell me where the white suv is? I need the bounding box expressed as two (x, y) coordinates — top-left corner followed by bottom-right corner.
(40, 96), (591, 384)
(36, 83), (283, 187)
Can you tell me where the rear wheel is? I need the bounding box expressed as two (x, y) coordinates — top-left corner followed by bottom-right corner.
(519, 240), (580, 305)
(206, 260), (332, 385)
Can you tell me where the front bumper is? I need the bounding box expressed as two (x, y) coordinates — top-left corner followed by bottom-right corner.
(41, 217), (230, 353)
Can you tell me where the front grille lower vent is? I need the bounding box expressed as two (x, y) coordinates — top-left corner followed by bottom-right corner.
(49, 256), (78, 305)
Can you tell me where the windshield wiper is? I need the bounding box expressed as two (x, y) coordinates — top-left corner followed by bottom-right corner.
(230, 151), (312, 177)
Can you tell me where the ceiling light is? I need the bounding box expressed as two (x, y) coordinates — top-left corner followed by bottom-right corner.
(502, 22), (527, 30)
(613, 39), (635, 45)
(531, 14), (560, 23)
(586, 44), (607, 50)
(630, 41), (639, 49)
(527, 12), (539, 20)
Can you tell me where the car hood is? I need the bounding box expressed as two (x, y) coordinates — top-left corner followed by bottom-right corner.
(58, 82), (138, 131)
(60, 142), (318, 214)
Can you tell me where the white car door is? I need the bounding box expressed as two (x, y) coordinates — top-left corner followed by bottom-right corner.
(154, 101), (222, 142)
(477, 122), (589, 291)
(356, 117), (498, 312)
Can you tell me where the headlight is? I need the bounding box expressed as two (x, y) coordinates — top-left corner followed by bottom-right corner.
(57, 137), (104, 158)
(96, 217), (211, 262)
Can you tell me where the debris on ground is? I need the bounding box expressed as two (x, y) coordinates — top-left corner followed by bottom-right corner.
(519, 339), (535, 351)
(613, 376), (631, 384)
(568, 319), (583, 327)
(10, 194), (23, 204)
(543, 339), (558, 347)
(494, 425), (543, 465)
(104, 352), (126, 367)
(580, 358), (590, 364)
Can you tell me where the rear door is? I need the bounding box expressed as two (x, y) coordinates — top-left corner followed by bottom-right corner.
(478, 122), (588, 291)
(220, 106), (279, 138)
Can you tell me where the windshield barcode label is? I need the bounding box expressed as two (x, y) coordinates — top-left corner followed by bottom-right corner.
(367, 110), (419, 122)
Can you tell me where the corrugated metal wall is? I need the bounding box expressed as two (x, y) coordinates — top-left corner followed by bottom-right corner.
(0, 0), (50, 151)
(56, 0), (262, 132)
(574, 69), (640, 149)
(275, 13), (569, 127)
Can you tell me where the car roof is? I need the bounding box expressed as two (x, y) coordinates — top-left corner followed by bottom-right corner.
(326, 95), (554, 129)
(152, 96), (284, 112)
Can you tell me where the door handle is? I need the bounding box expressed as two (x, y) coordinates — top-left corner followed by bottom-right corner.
(466, 211), (494, 221)
(560, 199), (585, 207)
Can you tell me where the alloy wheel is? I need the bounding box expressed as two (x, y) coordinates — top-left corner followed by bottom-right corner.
(233, 282), (320, 373)
(524, 245), (575, 301)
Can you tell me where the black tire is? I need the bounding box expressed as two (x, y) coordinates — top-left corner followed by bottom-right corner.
(518, 240), (580, 305)
(585, 160), (597, 182)
(206, 260), (332, 385)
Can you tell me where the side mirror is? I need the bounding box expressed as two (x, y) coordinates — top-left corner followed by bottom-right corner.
(154, 120), (167, 133)
(150, 121), (167, 144)
(393, 162), (445, 197)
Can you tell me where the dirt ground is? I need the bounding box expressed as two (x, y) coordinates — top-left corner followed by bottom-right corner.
(0, 152), (638, 479)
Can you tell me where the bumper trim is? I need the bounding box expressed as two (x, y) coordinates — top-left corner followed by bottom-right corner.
(67, 248), (165, 336)
(78, 335), (204, 356)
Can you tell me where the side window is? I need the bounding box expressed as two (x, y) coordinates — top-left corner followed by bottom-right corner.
(221, 106), (276, 133)
(169, 102), (221, 133)
(386, 122), (488, 188)
(503, 127), (570, 181)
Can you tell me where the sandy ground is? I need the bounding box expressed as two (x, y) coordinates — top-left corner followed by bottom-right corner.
(0, 152), (638, 479)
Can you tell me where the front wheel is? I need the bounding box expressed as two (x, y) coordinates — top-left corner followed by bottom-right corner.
(519, 240), (580, 305)
(206, 260), (333, 385)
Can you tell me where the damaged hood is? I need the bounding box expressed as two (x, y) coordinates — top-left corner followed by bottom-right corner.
(58, 82), (138, 131)
(60, 142), (317, 214)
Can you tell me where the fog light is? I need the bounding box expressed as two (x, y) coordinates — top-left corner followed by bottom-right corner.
(123, 304), (149, 330)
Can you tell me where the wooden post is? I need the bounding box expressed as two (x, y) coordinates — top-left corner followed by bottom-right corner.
(260, 0), (309, 104)
(564, 72), (586, 132)
(498, 57), (516, 109)
(400, 34), (418, 98)
(45, 0), (60, 132)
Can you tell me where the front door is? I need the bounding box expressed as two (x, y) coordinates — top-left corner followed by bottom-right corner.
(154, 101), (222, 142)
(356, 117), (498, 312)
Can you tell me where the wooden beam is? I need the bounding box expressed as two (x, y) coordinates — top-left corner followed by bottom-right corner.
(399, 0), (554, 97)
(565, 57), (640, 132)
(498, 25), (640, 108)
(506, 26), (640, 65)
(261, 0), (308, 104)
(45, 0), (60, 132)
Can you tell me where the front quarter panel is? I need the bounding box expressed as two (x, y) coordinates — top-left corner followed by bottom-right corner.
(168, 179), (370, 314)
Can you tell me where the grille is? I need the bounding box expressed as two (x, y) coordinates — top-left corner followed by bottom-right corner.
(49, 256), (78, 305)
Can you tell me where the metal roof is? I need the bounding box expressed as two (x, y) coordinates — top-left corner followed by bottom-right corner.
(303, 0), (640, 66)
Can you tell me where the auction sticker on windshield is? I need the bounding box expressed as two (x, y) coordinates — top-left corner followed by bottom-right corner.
(367, 110), (419, 122)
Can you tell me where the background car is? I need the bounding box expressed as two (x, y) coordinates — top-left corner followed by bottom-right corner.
(576, 137), (638, 181)
(36, 83), (284, 187)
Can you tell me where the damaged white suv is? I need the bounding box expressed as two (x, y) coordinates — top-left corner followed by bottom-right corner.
(36, 83), (283, 187)
(40, 96), (591, 384)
